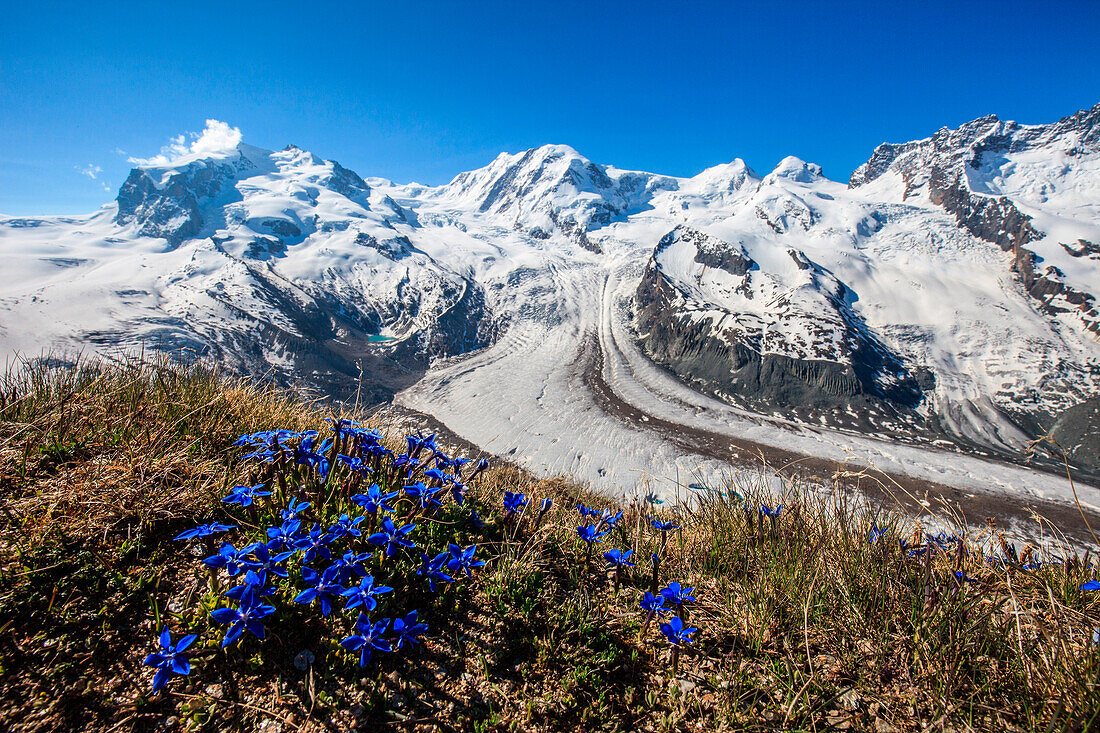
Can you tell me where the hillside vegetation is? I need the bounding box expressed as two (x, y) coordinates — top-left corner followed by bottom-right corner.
(1, 356), (1098, 732)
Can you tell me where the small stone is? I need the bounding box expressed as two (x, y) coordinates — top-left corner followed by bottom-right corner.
(204, 683), (223, 699)
(838, 689), (861, 712)
(676, 679), (696, 695)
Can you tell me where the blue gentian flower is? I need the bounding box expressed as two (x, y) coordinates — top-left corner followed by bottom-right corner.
(234, 429), (293, 449)
(465, 457), (490, 482)
(243, 542), (294, 581)
(929, 532), (959, 550)
(326, 416), (361, 433)
(294, 524), (335, 565)
(293, 566), (345, 616)
(869, 524), (887, 544)
(449, 479), (468, 505)
(392, 453), (416, 475)
(468, 510), (486, 530)
(660, 616), (697, 645)
(576, 504), (598, 518)
(266, 519), (302, 550)
(539, 498), (553, 514)
(235, 429), (301, 461)
(1081, 580), (1100, 590)
(174, 522), (236, 541)
(422, 467), (447, 485)
(599, 509), (624, 528)
(341, 615), (392, 666)
(210, 585), (276, 647)
(341, 575), (394, 612)
(418, 551), (454, 592)
(143, 628), (197, 693)
(955, 570), (977, 583)
(446, 543), (485, 577)
(452, 457), (471, 472)
(281, 498), (311, 521)
(329, 513), (366, 541)
(203, 543), (249, 576)
(650, 517), (679, 533)
(640, 591), (670, 615)
(222, 483), (271, 507)
(405, 482), (444, 512)
(604, 549), (635, 568)
(224, 569), (276, 602)
(331, 550), (372, 584)
(660, 582), (697, 605)
(392, 611), (428, 650)
(576, 524), (608, 544)
(760, 504), (783, 519)
(352, 484), (399, 514)
(337, 454), (373, 475)
(503, 491), (529, 514)
(367, 517), (417, 557)
(295, 435), (331, 476)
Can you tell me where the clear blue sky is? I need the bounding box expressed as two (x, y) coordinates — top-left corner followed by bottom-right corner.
(2, 0), (1098, 214)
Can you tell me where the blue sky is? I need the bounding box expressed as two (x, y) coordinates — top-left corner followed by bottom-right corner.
(2, 0), (1098, 214)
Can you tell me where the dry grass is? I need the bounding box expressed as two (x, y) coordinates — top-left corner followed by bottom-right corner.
(1, 355), (1099, 732)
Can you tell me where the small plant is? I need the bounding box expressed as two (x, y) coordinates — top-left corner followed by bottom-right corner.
(142, 628), (197, 694)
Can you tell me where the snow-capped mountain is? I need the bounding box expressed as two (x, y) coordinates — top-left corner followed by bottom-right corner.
(429, 144), (677, 251)
(2, 104), (1098, 494)
(0, 142), (496, 402)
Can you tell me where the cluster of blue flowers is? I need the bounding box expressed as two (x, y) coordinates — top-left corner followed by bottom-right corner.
(143, 423), (491, 694)
(640, 517), (697, 671)
(573, 504), (699, 671)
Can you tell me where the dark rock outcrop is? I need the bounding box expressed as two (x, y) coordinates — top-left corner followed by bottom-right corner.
(634, 228), (926, 432)
(115, 160), (241, 247)
(1049, 397), (1100, 472)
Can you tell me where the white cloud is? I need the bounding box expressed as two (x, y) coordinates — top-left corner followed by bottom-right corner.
(128, 119), (243, 167)
(113, 147), (128, 157)
(78, 163), (103, 179)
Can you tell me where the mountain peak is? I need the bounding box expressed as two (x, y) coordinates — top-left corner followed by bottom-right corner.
(113, 137), (373, 248)
(849, 102), (1100, 192)
(765, 156), (823, 184)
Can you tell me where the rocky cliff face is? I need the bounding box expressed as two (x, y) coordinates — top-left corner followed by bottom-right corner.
(1050, 397), (1100, 471)
(851, 104), (1100, 338)
(634, 226), (928, 433)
